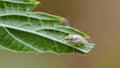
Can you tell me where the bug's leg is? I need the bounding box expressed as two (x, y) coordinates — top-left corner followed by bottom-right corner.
(78, 43), (82, 46)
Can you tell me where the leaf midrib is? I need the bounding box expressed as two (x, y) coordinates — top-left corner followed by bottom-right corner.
(0, 23), (86, 53)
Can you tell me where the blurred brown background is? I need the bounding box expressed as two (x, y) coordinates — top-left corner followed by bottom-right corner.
(0, 0), (120, 68)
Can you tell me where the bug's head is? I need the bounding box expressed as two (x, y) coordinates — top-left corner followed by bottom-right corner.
(65, 34), (74, 41)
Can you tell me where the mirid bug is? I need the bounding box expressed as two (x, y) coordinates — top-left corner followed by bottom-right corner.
(61, 19), (71, 27)
(65, 34), (88, 46)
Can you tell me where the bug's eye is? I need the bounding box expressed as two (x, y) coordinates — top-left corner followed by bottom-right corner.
(69, 36), (74, 40)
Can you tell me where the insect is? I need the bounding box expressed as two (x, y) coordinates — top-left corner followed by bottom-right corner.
(65, 34), (88, 46)
(61, 18), (71, 27)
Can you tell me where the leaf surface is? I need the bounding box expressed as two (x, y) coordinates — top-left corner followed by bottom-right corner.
(0, 0), (95, 55)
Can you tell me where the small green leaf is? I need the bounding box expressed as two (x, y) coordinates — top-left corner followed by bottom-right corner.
(0, 0), (95, 55)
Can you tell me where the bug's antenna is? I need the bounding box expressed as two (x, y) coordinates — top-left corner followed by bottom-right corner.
(87, 38), (94, 43)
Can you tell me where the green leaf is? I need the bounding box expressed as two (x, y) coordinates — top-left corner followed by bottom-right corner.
(0, 0), (95, 55)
